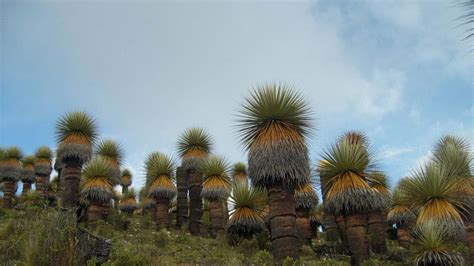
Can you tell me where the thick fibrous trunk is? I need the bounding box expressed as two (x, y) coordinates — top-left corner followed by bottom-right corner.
(3, 180), (15, 209)
(122, 185), (128, 194)
(367, 211), (387, 254)
(87, 202), (107, 224)
(324, 212), (339, 242)
(22, 182), (32, 196)
(60, 159), (82, 209)
(176, 166), (188, 229)
(222, 200), (229, 227)
(267, 182), (299, 262)
(156, 198), (170, 229)
(397, 225), (411, 249)
(210, 199), (224, 237)
(188, 168), (202, 235)
(335, 214), (349, 251)
(36, 175), (48, 198)
(296, 208), (312, 245)
(345, 213), (369, 266)
(466, 222), (474, 261)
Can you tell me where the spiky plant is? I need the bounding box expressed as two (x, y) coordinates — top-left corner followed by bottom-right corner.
(201, 155), (231, 237)
(458, 0), (474, 42)
(121, 168), (133, 194)
(34, 146), (53, 198)
(21, 156), (36, 195)
(317, 159), (340, 242)
(232, 162), (248, 184)
(139, 186), (155, 211)
(411, 221), (464, 266)
(177, 127), (213, 235)
(80, 157), (115, 223)
(145, 152), (176, 229)
(387, 184), (415, 249)
(402, 163), (468, 239)
(295, 182), (319, 244)
(320, 135), (384, 264)
(0, 146), (23, 208)
(338, 131), (368, 147)
(309, 204), (324, 239)
(56, 111), (98, 209)
(96, 139), (124, 185)
(119, 188), (137, 215)
(228, 182), (267, 238)
(236, 84), (312, 261)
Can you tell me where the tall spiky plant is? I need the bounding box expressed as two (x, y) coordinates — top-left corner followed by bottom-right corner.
(120, 169), (133, 194)
(387, 183), (416, 249)
(34, 146), (53, 199)
(201, 155), (232, 237)
(21, 156), (36, 196)
(317, 159), (340, 242)
(309, 204), (324, 240)
(119, 188), (137, 215)
(80, 157), (115, 224)
(294, 181), (318, 244)
(0, 147), (23, 208)
(177, 127), (213, 235)
(401, 163), (468, 239)
(236, 84), (313, 261)
(232, 162), (248, 184)
(366, 171), (390, 254)
(145, 152), (177, 229)
(56, 111), (98, 209)
(228, 182), (267, 239)
(411, 221), (464, 266)
(319, 134), (384, 265)
(96, 139), (124, 185)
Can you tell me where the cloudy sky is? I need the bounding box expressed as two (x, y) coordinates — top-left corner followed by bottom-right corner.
(1, 0), (472, 192)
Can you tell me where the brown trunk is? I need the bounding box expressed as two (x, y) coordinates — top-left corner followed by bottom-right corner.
(122, 185), (128, 194)
(397, 225), (411, 249)
(60, 159), (82, 209)
(176, 166), (188, 229)
(36, 175), (47, 198)
(345, 213), (369, 266)
(210, 199), (224, 237)
(22, 182), (32, 196)
(267, 182), (299, 262)
(87, 202), (107, 225)
(296, 208), (312, 245)
(311, 223), (319, 240)
(222, 200), (229, 227)
(156, 198), (170, 229)
(367, 211), (387, 254)
(466, 222), (474, 262)
(335, 214), (349, 252)
(324, 212), (340, 242)
(3, 180), (15, 209)
(188, 168), (202, 235)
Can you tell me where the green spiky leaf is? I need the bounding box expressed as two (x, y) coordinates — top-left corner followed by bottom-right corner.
(144, 152), (175, 180)
(4, 146), (23, 160)
(232, 162), (247, 176)
(35, 146), (53, 160)
(176, 128), (213, 158)
(21, 155), (36, 166)
(96, 139), (124, 165)
(55, 111), (98, 144)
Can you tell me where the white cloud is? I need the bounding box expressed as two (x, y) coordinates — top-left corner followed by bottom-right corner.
(380, 146), (414, 160)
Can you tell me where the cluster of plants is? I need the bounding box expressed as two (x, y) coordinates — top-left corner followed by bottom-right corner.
(0, 84), (472, 265)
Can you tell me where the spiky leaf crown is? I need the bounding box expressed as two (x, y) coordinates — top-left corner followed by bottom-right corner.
(80, 157), (115, 202)
(35, 146), (53, 160)
(55, 111), (98, 144)
(236, 84), (313, 150)
(367, 171), (390, 195)
(96, 139), (124, 165)
(338, 131), (368, 147)
(177, 128), (213, 158)
(228, 183), (267, 234)
(432, 135), (472, 179)
(232, 162), (247, 176)
(0, 146), (23, 181)
(201, 155), (232, 200)
(21, 155), (36, 166)
(122, 168), (132, 177)
(295, 183), (319, 209)
(411, 221), (464, 266)
(309, 204), (324, 226)
(3, 146), (23, 160)
(145, 152), (175, 181)
(202, 155), (230, 179)
(21, 155), (36, 182)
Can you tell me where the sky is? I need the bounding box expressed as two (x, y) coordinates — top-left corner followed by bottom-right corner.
(1, 0), (473, 193)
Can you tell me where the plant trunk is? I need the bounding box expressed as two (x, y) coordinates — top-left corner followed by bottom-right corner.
(60, 158), (82, 209)
(87, 201), (107, 225)
(36, 175), (48, 199)
(176, 166), (188, 229)
(22, 182), (31, 196)
(335, 214), (349, 252)
(222, 200), (229, 228)
(367, 211), (387, 254)
(267, 182), (299, 262)
(188, 168), (202, 235)
(345, 213), (369, 266)
(3, 180), (15, 209)
(466, 222), (474, 262)
(324, 212), (339, 242)
(210, 199), (224, 237)
(311, 223), (319, 240)
(122, 185), (128, 194)
(296, 207), (312, 245)
(397, 224), (411, 249)
(156, 198), (170, 229)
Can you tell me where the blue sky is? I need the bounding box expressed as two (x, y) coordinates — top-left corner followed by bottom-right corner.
(1, 0), (472, 192)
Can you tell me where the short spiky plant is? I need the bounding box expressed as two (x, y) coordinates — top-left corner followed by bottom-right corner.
(119, 188), (137, 214)
(145, 152), (176, 200)
(228, 182), (267, 236)
(121, 168), (133, 188)
(201, 155), (232, 200)
(139, 186), (154, 210)
(320, 139), (383, 215)
(232, 162), (248, 184)
(34, 146), (53, 176)
(309, 204), (324, 228)
(0, 146), (23, 181)
(177, 127), (213, 169)
(368, 171), (390, 197)
(402, 163), (468, 239)
(80, 157), (115, 203)
(387, 185), (416, 227)
(295, 182), (319, 210)
(21, 156), (36, 184)
(56, 111), (98, 163)
(96, 139), (124, 184)
(411, 221), (464, 266)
